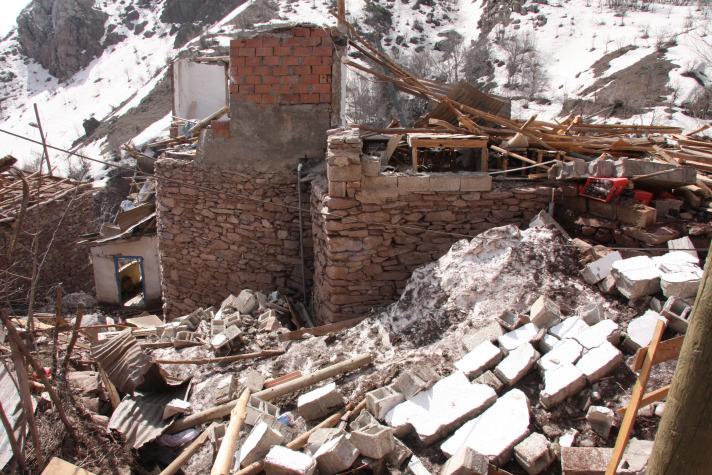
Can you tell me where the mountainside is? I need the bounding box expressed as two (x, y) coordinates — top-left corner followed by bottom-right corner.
(0, 0), (710, 178)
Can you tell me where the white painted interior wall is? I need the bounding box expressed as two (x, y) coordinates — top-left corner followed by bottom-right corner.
(173, 59), (227, 120)
(90, 235), (161, 305)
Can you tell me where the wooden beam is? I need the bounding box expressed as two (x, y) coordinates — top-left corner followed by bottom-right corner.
(631, 335), (684, 372)
(616, 385), (670, 414)
(279, 317), (367, 341)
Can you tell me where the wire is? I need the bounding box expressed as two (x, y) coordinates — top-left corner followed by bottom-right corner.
(0, 127), (708, 253)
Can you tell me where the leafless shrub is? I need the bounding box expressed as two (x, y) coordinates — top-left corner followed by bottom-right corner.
(343, 73), (389, 126)
(66, 157), (91, 181)
(21, 152), (44, 173)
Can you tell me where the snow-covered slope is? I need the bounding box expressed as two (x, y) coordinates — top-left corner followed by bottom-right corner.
(0, 0), (710, 178)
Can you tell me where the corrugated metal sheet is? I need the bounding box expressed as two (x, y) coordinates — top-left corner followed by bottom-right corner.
(91, 329), (153, 394)
(0, 363), (27, 470)
(108, 385), (187, 449)
(421, 81), (511, 125)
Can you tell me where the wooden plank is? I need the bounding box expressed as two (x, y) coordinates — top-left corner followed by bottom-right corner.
(606, 320), (666, 475)
(41, 457), (96, 475)
(616, 385), (670, 414)
(631, 335), (684, 371)
(279, 316), (368, 342)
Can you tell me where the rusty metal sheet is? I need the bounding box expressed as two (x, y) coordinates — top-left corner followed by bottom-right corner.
(91, 329), (153, 394)
(0, 363), (25, 470)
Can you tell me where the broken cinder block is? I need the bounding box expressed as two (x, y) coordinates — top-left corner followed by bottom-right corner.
(454, 341), (503, 379)
(494, 343), (540, 386)
(540, 363), (586, 409)
(313, 434), (359, 475)
(297, 382), (345, 421)
(264, 446), (317, 475)
(239, 421), (285, 467)
(575, 341), (623, 383)
(366, 385), (404, 420)
(513, 432), (554, 475)
(392, 365), (438, 399)
(441, 446), (489, 475)
(350, 423), (395, 459)
(529, 295), (561, 330)
(586, 406), (614, 439)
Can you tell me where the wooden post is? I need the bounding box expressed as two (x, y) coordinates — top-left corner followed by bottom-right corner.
(61, 306), (83, 373)
(51, 287), (62, 378)
(337, 0), (346, 25)
(211, 389), (250, 475)
(33, 103), (52, 175)
(647, 243), (712, 474)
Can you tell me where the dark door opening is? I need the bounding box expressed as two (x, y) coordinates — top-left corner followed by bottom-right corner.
(114, 256), (145, 307)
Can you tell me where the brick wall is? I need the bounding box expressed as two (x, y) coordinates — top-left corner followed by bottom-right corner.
(0, 190), (97, 306)
(311, 129), (555, 323)
(228, 26), (333, 106)
(155, 159), (313, 319)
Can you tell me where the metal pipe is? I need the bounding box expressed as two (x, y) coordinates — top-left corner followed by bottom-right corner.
(296, 162), (307, 303)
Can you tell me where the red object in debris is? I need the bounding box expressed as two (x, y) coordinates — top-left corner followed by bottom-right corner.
(579, 177), (630, 202)
(632, 190), (653, 205)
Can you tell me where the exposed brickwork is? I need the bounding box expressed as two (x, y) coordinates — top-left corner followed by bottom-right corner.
(311, 129), (555, 323)
(228, 27), (333, 105)
(155, 159), (313, 319)
(0, 190), (97, 305)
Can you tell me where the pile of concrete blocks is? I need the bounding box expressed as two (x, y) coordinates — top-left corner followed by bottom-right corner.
(210, 323), (243, 356)
(653, 251), (703, 299)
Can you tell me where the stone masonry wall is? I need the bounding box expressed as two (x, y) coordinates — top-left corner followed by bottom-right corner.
(311, 129), (555, 323)
(0, 189), (96, 306)
(155, 159), (312, 319)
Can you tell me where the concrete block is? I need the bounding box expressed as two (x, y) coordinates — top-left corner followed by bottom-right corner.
(667, 236), (698, 259)
(623, 310), (667, 352)
(349, 410), (377, 432)
(463, 321), (504, 351)
(460, 173), (492, 192)
(441, 388), (530, 465)
(397, 175), (431, 192)
(328, 163), (362, 182)
(473, 371), (504, 394)
(222, 289), (259, 314)
(430, 173), (462, 192)
(661, 296), (692, 333)
(366, 385), (405, 420)
(313, 434), (359, 474)
(611, 256), (661, 300)
(549, 317), (590, 340)
(454, 341), (503, 379)
(615, 158), (696, 187)
(297, 382), (345, 421)
(575, 341), (623, 383)
(494, 343), (540, 386)
(350, 423), (395, 459)
(588, 199), (617, 220)
(246, 395), (280, 426)
(529, 295), (561, 329)
(392, 365), (438, 399)
(407, 455), (432, 475)
(496, 310), (528, 331)
(560, 439), (652, 475)
(386, 437), (412, 469)
(539, 334), (561, 353)
(513, 432), (554, 475)
(617, 204), (656, 228)
(559, 429), (578, 448)
(497, 323), (539, 352)
(305, 428), (342, 456)
(67, 371), (100, 396)
(537, 339), (583, 373)
(239, 421), (285, 467)
(241, 369), (266, 392)
(580, 251), (622, 285)
(540, 363), (587, 409)
(597, 275), (617, 295)
(589, 159), (617, 177)
(441, 446), (489, 475)
(579, 302), (605, 325)
(586, 406), (614, 439)
(573, 319), (620, 350)
(385, 372), (496, 444)
(361, 155), (381, 177)
(660, 268), (702, 299)
(162, 399), (191, 420)
(264, 446), (317, 475)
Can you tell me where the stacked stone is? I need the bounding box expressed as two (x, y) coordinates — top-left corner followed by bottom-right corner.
(311, 129), (554, 324)
(0, 190), (97, 299)
(155, 159), (312, 319)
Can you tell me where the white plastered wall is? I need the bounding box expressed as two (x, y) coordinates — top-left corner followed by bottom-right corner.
(90, 235), (161, 305)
(173, 59), (227, 120)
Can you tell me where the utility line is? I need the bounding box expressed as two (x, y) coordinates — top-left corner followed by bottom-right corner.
(0, 127), (707, 252)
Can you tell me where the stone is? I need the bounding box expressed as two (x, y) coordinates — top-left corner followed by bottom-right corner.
(239, 422), (285, 467)
(539, 334), (561, 353)
(529, 295), (561, 329)
(617, 204), (657, 228)
(513, 432), (554, 475)
(573, 320), (620, 350)
(440, 389), (530, 465)
(463, 321), (504, 351)
(350, 423), (395, 459)
(472, 371), (504, 394)
(264, 446), (317, 475)
(661, 296), (693, 333)
(497, 323), (539, 353)
(623, 310), (667, 352)
(407, 455), (432, 475)
(623, 225), (681, 246)
(392, 366), (438, 399)
(611, 256), (661, 300)
(397, 175), (431, 192)
(494, 343), (540, 386)
(441, 446), (489, 475)
(162, 399), (191, 420)
(654, 402), (665, 417)
(560, 438), (653, 475)
(385, 372), (496, 444)
(579, 302), (605, 325)
(304, 428), (342, 456)
(313, 434), (359, 475)
(460, 173), (492, 192)
(575, 341), (624, 383)
(540, 363), (587, 409)
(67, 371), (100, 396)
(454, 341), (503, 379)
(241, 369), (266, 392)
(580, 251), (622, 285)
(586, 406), (614, 439)
(297, 382), (345, 421)
(430, 174), (462, 192)
(366, 385), (405, 420)
(559, 429), (578, 448)
(597, 275), (617, 295)
(549, 317), (590, 340)
(667, 236), (698, 259)
(537, 339), (583, 372)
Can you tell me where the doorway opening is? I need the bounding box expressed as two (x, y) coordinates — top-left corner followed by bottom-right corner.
(114, 256), (145, 307)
